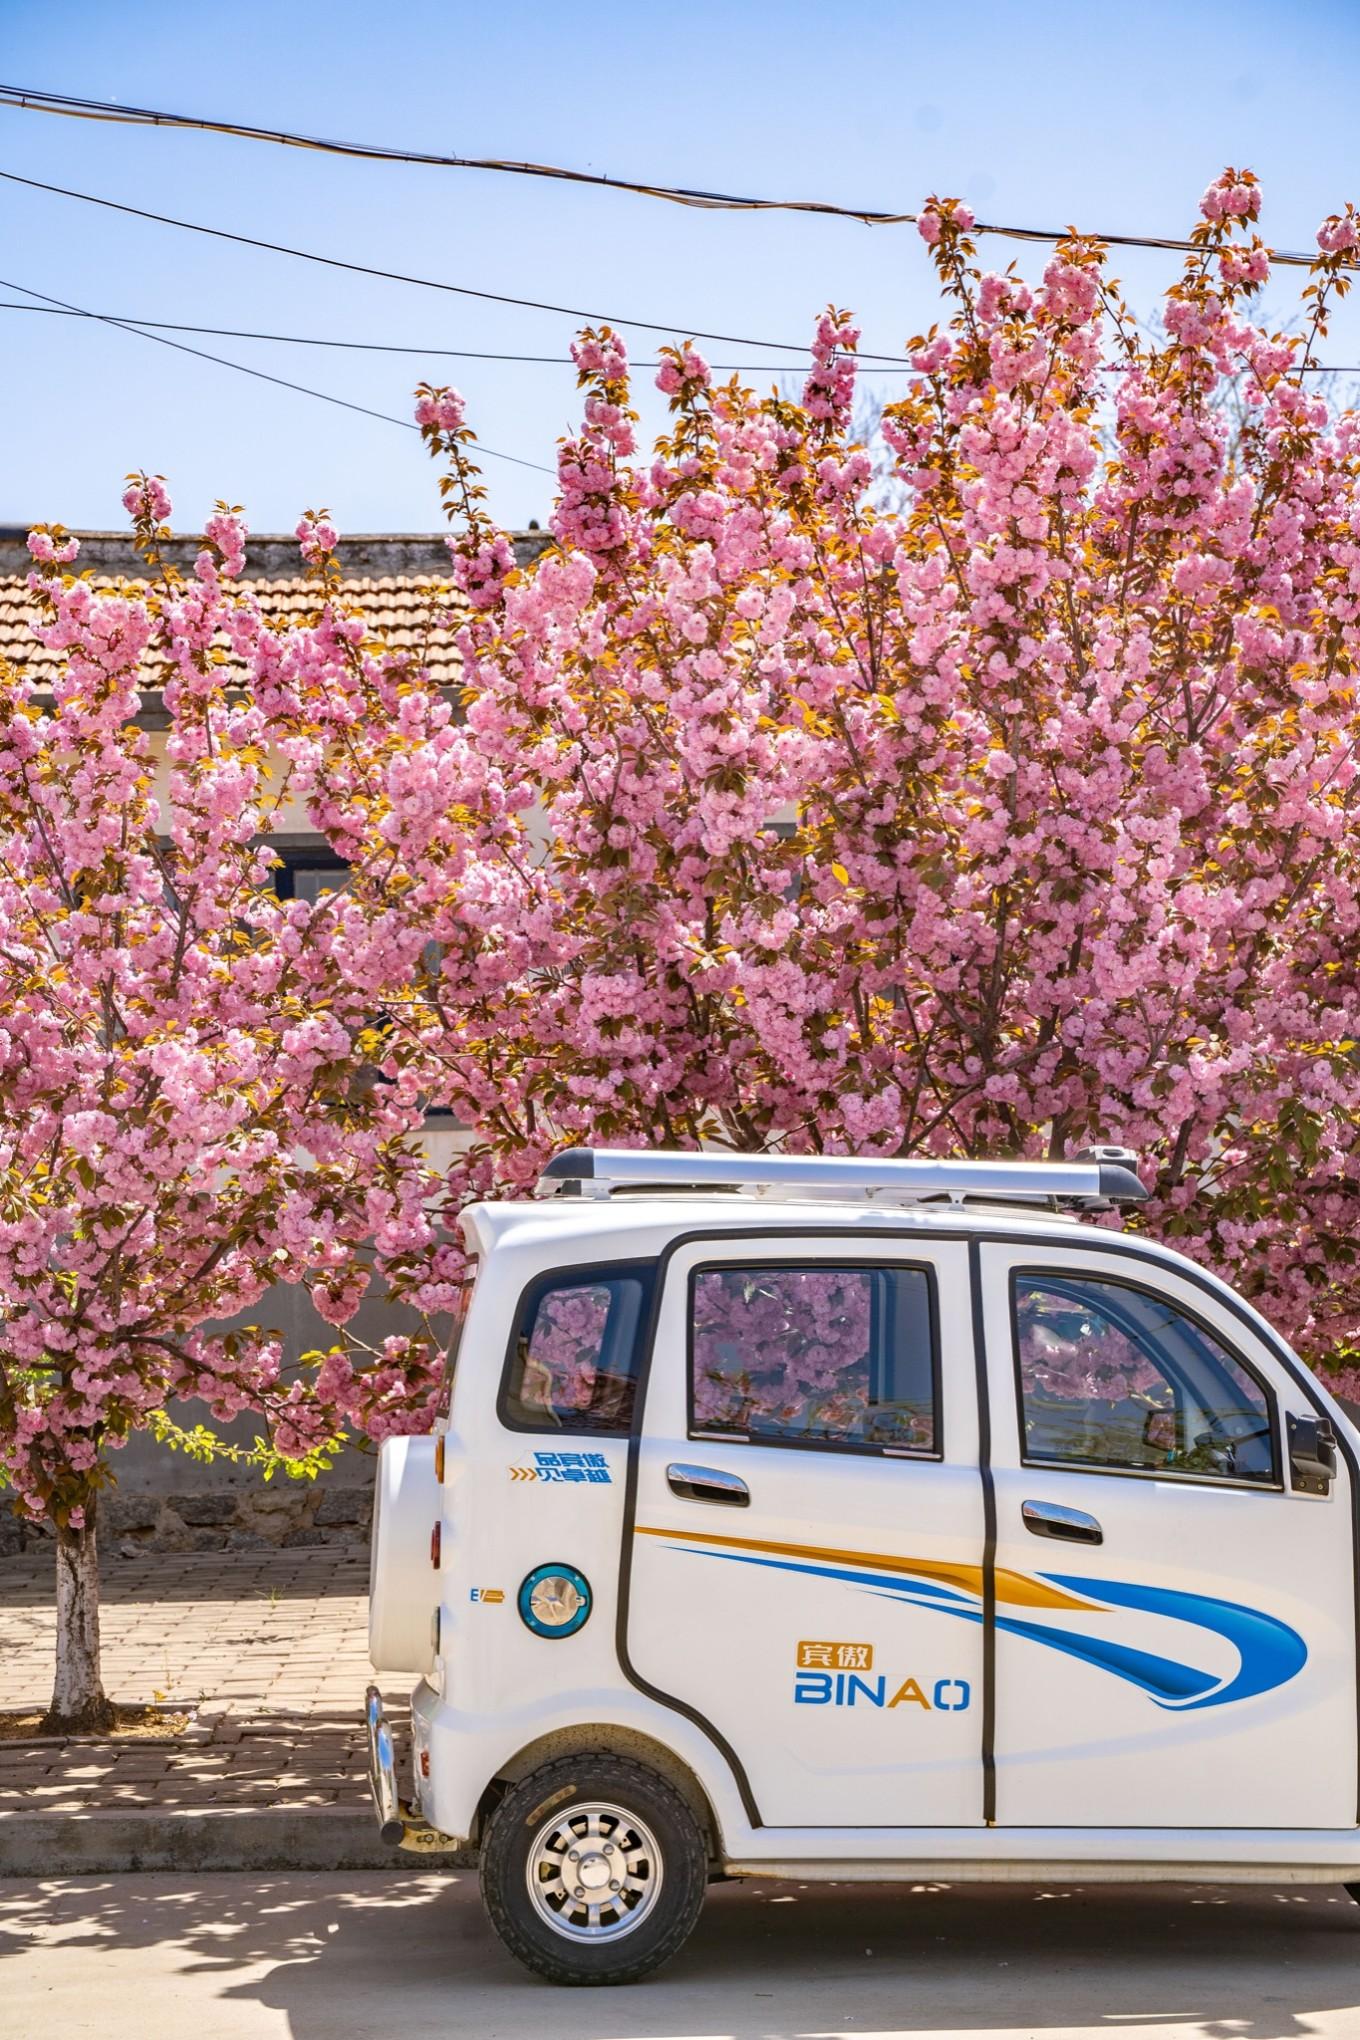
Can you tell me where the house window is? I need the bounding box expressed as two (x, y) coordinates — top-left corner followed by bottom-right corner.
(273, 846), (351, 902)
(268, 842), (465, 1121)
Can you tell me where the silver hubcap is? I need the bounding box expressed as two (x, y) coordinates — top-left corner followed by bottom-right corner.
(525, 1799), (663, 1942)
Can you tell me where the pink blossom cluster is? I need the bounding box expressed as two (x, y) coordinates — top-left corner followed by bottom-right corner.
(414, 391), (466, 432)
(917, 196), (975, 247)
(295, 512), (338, 565)
(655, 344), (711, 397)
(1317, 205), (1360, 257)
(202, 508), (248, 580)
(122, 474), (173, 525)
(1199, 169), (1261, 223)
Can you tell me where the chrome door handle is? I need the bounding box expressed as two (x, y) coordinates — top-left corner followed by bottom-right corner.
(1022, 1499), (1103, 1545)
(666, 1463), (749, 1507)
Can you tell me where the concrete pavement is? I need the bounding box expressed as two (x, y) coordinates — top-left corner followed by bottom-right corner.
(1, 1871), (1358, 2039)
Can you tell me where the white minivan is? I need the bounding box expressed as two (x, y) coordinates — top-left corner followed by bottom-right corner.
(365, 1146), (1360, 1984)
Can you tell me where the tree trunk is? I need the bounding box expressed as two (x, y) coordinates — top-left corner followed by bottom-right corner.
(42, 1501), (115, 1735)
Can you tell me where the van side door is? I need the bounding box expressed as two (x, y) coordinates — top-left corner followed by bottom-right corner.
(979, 1239), (1357, 1829)
(625, 1235), (986, 1828)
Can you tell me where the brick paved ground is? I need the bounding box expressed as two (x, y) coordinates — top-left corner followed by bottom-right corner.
(0, 1548), (400, 1819)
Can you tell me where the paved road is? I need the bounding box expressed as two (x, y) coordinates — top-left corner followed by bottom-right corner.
(2, 1871), (1358, 2038)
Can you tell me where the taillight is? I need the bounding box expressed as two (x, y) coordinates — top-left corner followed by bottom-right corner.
(434, 1434), (445, 1483)
(430, 1521), (442, 1568)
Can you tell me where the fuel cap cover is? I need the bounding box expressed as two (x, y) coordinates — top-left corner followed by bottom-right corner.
(518, 1563), (592, 1639)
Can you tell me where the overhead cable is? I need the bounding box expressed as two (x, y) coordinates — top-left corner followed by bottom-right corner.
(2, 299), (1355, 376)
(0, 275), (557, 473)
(0, 80), (1352, 271)
(0, 82), (917, 222)
(0, 167), (911, 361)
(0, 299), (891, 370)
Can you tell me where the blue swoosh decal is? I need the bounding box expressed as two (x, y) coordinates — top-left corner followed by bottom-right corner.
(654, 1537), (1308, 1711)
(1045, 1573), (1309, 1709)
(995, 1609), (1221, 1702)
(857, 1591), (1221, 1703)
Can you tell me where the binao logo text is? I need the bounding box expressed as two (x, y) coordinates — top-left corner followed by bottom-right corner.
(792, 1642), (970, 1713)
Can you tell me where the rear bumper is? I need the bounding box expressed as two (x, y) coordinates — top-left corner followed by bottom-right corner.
(365, 1684), (405, 1845)
(364, 1684), (467, 1855)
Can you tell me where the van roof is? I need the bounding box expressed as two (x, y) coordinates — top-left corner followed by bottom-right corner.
(457, 1194), (1279, 1359)
(461, 1191), (1105, 1264)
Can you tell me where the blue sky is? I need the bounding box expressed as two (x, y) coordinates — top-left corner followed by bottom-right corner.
(4, 0), (1359, 536)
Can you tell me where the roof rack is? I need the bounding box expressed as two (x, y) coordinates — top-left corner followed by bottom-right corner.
(537, 1146), (1148, 1210)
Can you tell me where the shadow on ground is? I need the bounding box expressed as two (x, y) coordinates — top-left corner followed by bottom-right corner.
(1, 1872), (1358, 2038)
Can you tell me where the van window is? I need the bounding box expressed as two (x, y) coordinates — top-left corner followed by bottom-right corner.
(1013, 1271), (1276, 1484)
(689, 1263), (938, 1454)
(501, 1266), (651, 1435)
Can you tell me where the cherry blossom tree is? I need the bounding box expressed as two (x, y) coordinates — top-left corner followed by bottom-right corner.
(338, 169), (1360, 1390)
(0, 498), (443, 1730)
(11, 167), (1360, 1730)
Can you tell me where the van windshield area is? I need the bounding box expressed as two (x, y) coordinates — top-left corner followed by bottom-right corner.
(1014, 1272), (1276, 1484)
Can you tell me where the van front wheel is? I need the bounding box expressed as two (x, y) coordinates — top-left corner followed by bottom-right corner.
(479, 1753), (708, 1985)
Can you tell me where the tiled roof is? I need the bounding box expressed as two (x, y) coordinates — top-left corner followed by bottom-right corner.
(0, 530), (549, 704)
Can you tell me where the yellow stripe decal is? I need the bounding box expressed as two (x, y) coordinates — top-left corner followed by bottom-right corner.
(634, 1523), (1099, 1613)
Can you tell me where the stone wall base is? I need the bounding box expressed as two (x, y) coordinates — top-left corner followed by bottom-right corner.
(0, 1483), (373, 1558)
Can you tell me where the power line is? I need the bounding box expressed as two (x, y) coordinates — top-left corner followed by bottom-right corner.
(0, 82), (919, 223)
(0, 167), (911, 362)
(0, 299), (908, 371)
(0, 276), (557, 474)
(0, 79), (1352, 272)
(2, 298), (1356, 376)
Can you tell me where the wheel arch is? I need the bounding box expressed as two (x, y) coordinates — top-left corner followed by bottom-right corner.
(472, 1722), (723, 1860)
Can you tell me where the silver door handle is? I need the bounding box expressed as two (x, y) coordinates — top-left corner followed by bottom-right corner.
(1022, 1499), (1103, 1545)
(666, 1463), (749, 1507)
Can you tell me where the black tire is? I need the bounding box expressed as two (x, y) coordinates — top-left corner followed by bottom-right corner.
(479, 1753), (708, 1985)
